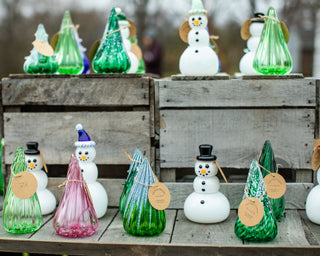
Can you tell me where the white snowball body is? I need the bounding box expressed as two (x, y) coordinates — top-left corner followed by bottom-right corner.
(75, 146), (108, 218)
(306, 169), (320, 224)
(26, 154), (56, 215)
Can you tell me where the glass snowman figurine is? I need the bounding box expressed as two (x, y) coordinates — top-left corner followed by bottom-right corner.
(25, 142), (56, 215)
(306, 166), (320, 224)
(184, 144), (230, 223)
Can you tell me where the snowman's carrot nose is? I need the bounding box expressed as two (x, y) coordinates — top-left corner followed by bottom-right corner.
(81, 155), (86, 160)
(194, 20), (200, 25)
(30, 163), (35, 168)
(201, 169), (206, 174)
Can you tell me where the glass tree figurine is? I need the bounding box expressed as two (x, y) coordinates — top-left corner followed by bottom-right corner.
(119, 147), (143, 216)
(2, 147), (42, 234)
(92, 8), (131, 73)
(23, 24), (59, 74)
(234, 159), (277, 242)
(253, 7), (292, 75)
(54, 11), (84, 75)
(123, 157), (166, 236)
(53, 154), (98, 238)
(258, 140), (285, 220)
(73, 26), (90, 74)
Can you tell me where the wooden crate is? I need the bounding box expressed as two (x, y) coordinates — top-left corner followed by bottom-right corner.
(1, 74), (156, 183)
(156, 76), (318, 182)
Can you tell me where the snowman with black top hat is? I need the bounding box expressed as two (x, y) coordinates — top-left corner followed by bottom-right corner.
(25, 142), (56, 215)
(184, 144), (230, 223)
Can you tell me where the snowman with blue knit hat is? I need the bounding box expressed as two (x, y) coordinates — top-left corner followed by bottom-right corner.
(184, 144), (230, 223)
(75, 124), (108, 218)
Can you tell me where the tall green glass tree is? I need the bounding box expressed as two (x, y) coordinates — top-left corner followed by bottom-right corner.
(234, 159), (277, 242)
(23, 24), (59, 74)
(54, 11), (84, 75)
(2, 147), (42, 234)
(123, 157), (166, 236)
(253, 7), (292, 75)
(258, 140), (285, 220)
(92, 8), (131, 73)
(119, 148), (143, 216)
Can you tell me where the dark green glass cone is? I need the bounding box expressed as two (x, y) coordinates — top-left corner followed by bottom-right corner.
(54, 11), (84, 74)
(258, 140), (285, 219)
(2, 148), (42, 233)
(234, 159), (277, 242)
(123, 158), (166, 236)
(24, 24), (59, 74)
(253, 7), (292, 75)
(92, 8), (131, 73)
(119, 148), (143, 216)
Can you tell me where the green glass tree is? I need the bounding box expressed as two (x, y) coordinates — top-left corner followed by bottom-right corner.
(54, 11), (84, 75)
(2, 147), (42, 233)
(234, 159), (277, 242)
(23, 24), (59, 74)
(92, 8), (131, 73)
(258, 140), (285, 220)
(123, 157), (166, 236)
(119, 147), (143, 216)
(253, 7), (292, 75)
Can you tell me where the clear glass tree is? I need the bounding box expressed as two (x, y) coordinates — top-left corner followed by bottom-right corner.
(2, 147), (42, 234)
(258, 140), (285, 220)
(123, 157), (166, 236)
(92, 8), (131, 73)
(253, 7), (292, 75)
(23, 24), (59, 74)
(54, 11), (84, 75)
(234, 159), (277, 242)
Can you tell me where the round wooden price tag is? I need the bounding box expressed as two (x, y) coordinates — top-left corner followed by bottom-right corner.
(11, 171), (38, 199)
(238, 197), (264, 227)
(264, 173), (286, 199)
(33, 40), (54, 57)
(128, 20), (137, 39)
(148, 182), (171, 210)
(240, 19), (252, 40)
(131, 44), (142, 60)
(179, 20), (191, 43)
(280, 21), (289, 43)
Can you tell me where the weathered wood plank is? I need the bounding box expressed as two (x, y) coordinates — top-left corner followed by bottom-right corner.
(159, 109), (314, 169)
(300, 210), (320, 245)
(7, 73), (156, 79)
(4, 112), (151, 165)
(245, 210), (310, 246)
(2, 77), (150, 106)
(158, 78), (315, 108)
(171, 210), (241, 245)
(241, 73), (304, 80)
(171, 73), (230, 80)
(99, 209), (177, 244)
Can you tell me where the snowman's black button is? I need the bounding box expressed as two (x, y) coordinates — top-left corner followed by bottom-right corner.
(200, 200), (205, 204)
(202, 181), (205, 185)
(202, 189), (205, 192)
(81, 169), (84, 172)
(195, 31), (199, 35)
(196, 39), (199, 42)
(195, 50), (199, 53)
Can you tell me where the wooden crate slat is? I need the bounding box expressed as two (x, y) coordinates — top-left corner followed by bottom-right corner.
(300, 210), (320, 245)
(158, 78), (316, 108)
(99, 209), (177, 244)
(2, 77), (150, 107)
(170, 210), (242, 245)
(4, 112), (151, 165)
(160, 109), (314, 170)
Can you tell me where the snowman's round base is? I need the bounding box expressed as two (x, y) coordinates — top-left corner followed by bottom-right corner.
(37, 189), (57, 215)
(239, 51), (259, 75)
(306, 185), (320, 225)
(184, 192), (230, 224)
(88, 182), (108, 219)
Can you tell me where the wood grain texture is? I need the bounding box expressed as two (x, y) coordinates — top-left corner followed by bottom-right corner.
(170, 210), (242, 245)
(158, 78), (316, 108)
(300, 210), (320, 245)
(4, 112), (151, 165)
(241, 73), (304, 80)
(171, 73), (230, 80)
(2, 77), (150, 107)
(99, 210), (176, 244)
(159, 109), (314, 169)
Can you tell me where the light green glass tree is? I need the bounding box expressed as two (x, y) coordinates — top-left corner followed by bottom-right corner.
(123, 157), (166, 236)
(253, 7), (292, 75)
(234, 159), (277, 242)
(258, 140), (285, 220)
(119, 148), (143, 216)
(92, 8), (131, 73)
(54, 11), (84, 75)
(2, 147), (42, 233)
(23, 24), (59, 74)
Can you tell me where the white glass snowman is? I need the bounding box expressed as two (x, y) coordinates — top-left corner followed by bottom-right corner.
(179, 0), (219, 76)
(75, 124), (108, 218)
(116, 8), (139, 74)
(239, 13), (264, 75)
(25, 142), (56, 215)
(306, 167), (320, 224)
(184, 144), (230, 223)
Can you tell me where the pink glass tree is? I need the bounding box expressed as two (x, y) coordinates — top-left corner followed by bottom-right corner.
(53, 154), (98, 237)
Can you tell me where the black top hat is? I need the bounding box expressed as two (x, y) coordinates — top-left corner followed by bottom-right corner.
(253, 12), (265, 23)
(196, 144), (216, 161)
(24, 142), (40, 155)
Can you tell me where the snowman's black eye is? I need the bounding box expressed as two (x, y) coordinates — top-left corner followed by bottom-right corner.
(33, 159), (37, 163)
(199, 17), (202, 20)
(85, 151), (88, 155)
(199, 165), (202, 169)
(78, 151), (82, 155)
(28, 160), (31, 163)
(205, 164), (209, 168)
(192, 17), (195, 21)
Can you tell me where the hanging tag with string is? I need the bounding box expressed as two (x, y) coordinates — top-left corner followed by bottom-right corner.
(11, 165), (38, 199)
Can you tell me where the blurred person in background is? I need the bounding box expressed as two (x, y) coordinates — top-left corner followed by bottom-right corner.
(143, 29), (163, 76)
